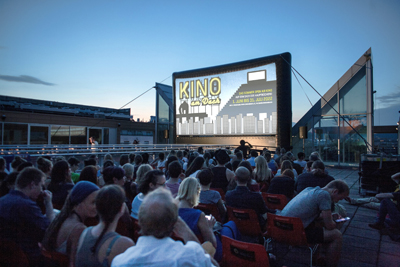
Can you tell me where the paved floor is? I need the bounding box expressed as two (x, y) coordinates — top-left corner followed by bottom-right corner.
(273, 167), (400, 267)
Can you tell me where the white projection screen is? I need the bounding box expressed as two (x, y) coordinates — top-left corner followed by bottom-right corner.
(173, 53), (292, 148)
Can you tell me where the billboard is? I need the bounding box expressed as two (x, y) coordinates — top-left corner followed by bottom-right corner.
(173, 53), (292, 147)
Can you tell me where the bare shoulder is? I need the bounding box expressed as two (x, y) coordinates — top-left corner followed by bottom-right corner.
(117, 236), (135, 247)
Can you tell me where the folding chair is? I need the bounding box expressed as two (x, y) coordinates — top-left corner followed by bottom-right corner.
(131, 216), (141, 243)
(210, 188), (225, 201)
(221, 235), (270, 267)
(227, 206), (264, 237)
(40, 245), (68, 267)
(262, 193), (288, 210)
(265, 213), (319, 267)
(0, 238), (30, 267)
(195, 203), (222, 222)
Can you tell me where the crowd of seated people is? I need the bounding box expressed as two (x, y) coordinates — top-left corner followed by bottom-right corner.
(1, 147), (391, 267)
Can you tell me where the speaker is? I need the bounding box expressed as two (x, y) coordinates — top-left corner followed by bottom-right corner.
(164, 129), (169, 139)
(299, 126), (307, 139)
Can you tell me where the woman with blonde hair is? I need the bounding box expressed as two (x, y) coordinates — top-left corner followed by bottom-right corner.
(177, 177), (217, 248)
(253, 156), (273, 192)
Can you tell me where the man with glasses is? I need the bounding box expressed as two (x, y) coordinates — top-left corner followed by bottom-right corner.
(130, 170), (166, 219)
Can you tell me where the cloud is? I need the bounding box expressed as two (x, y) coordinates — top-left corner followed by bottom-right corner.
(0, 46), (6, 49)
(0, 74), (55, 86)
(375, 104), (400, 126)
(376, 89), (400, 105)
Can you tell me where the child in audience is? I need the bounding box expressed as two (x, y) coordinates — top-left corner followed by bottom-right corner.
(198, 169), (226, 221)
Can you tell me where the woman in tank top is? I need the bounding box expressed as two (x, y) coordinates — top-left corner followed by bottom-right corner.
(210, 149), (235, 192)
(42, 181), (100, 265)
(75, 185), (134, 267)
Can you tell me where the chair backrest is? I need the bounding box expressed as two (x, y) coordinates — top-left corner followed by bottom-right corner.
(194, 203), (222, 222)
(227, 206), (262, 236)
(0, 238), (30, 267)
(266, 213), (308, 246)
(221, 235), (269, 267)
(262, 193), (288, 210)
(131, 216), (142, 243)
(210, 188), (225, 201)
(40, 245), (69, 267)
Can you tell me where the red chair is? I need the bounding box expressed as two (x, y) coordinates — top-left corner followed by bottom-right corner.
(210, 188), (225, 201)
(0, 239), (30, 267)
(265, 213), (319, 267)
(40, 245), (69, 267)
(262, 193), (288, 210)
(226, 206), (264, 237)
(221, 235), (270, 267)
(131, 216), (141, 243)
(194, 203), (222, 222)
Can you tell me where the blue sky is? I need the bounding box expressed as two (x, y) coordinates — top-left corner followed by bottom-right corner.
(0, 0), (399, 125)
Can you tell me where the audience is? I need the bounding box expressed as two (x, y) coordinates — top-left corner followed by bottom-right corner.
(294, 152), (307, 168)
(186, 156), (205, 178)
(267, 170), (296, 200)
(68, 157), (81, 183)
(279, 180), (349, 267)
(75, 185), (134, 267)
(119, 154), (129, 167)
(210, 149), (235, 192)
(198, 169), (226, 221)
(165, 161), (182, 197)
(246, 150), (258, 167)
(238, 161), (260, 192)
(131, 170), (166, 219)
(177, 177), (217, 248)
(0, 167), (54, 266)
(42, 181), (99, 264)
(253, 155), (273, 192)
(225, 167), (268, 227)
(79, 165), (99, 185)
(295, 160), (334, 193)
(112, 188), (218, 266)
(48, 160), (74, 210)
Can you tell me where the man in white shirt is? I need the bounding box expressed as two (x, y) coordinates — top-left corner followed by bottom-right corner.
(112, 188), (218, 267)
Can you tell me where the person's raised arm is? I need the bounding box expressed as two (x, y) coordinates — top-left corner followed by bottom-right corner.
(197, 213), (217, 248)
(43, 190), (55, 221)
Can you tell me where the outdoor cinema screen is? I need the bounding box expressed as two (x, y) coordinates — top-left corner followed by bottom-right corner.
(175, 63), (277, 136)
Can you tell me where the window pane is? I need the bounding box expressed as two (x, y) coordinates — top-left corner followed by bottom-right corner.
(314, 117), (339, 163)
(71, 126), (87, 144)
(103, 128), (109, 144)
(340, 115), (367, 163)
(51, 126), (69, 145)
(30, 126), (49, 145)
(88, 128), (101, 145)
(158, 94), (170, 123)
(4, 123), (28, 145)
(340, 66), (366, 114)
(321, 94), (338, 116)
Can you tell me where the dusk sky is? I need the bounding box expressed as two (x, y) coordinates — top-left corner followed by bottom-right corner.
(1, 0), (399, 125)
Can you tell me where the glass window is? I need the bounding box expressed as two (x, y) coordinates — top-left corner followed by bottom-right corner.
(103, 128), (109, 144)
(4, 123), (28, 145)
(71, 126), (87, 144)
(30, 126), (49, 145)
(321, 94), (338, 116)
(158, 94), (170, 123)
(0, 123), (2, 145)
(339, 66), (367, 114)
(51, 125), (69, 145)
(88, 128), (102, 145)
(340, 115), (367, 163)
